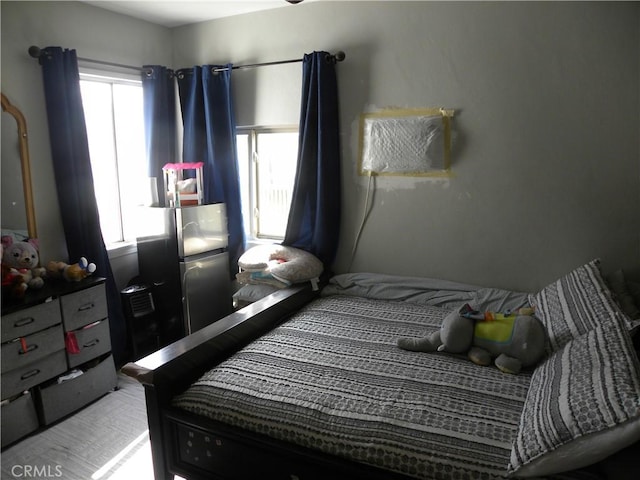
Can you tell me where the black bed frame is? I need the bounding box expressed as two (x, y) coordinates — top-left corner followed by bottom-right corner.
(124, 285), (414, 480)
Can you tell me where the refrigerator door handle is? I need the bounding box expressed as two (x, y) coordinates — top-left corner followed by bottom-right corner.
(181, 265), (198, 335)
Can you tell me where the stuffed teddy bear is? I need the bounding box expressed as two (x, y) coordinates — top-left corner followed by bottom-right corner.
(46, 257), (96, 282)
(2, 244), (29, 298)
(397, 303), (547, 374)
(1, 239), (46, 298)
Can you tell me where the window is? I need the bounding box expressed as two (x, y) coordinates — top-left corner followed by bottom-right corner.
(80, 73), (297, 245)
(236, 128), (298, 240)
(79, 72), (146, 248)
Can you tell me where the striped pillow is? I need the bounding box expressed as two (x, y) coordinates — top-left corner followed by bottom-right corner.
(508, 319), (640, 477)
(529, 259), (636, 352)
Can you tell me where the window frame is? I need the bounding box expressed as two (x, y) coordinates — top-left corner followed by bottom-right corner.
(78, 68), (145, 256)
(236, 125), (299, 241)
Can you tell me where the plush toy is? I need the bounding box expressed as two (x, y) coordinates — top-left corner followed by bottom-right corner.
(1, 239), (46, 298)
(397, 303), (547, 374)
(46, 257), (96, 282)
(1, 244), (27, 298)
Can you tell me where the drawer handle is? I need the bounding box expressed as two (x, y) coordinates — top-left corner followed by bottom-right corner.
(18, 343), (39, 355)
(83, 339), (100, 348)
(14, 317), (35, 328)
(78, 302), (95, 312)
(21, 369), (41, 380)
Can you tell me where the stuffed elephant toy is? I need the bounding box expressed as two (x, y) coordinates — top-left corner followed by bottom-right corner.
(397, 304), (547, 374)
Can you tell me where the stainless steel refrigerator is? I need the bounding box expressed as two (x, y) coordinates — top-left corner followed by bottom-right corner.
(136, 203), (232, 343)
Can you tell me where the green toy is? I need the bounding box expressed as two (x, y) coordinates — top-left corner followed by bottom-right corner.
(397, 304), (547, 374)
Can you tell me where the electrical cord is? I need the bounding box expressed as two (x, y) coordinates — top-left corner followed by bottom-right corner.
(348, 171), (376, 272)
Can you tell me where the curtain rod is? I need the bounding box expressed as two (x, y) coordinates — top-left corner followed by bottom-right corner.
(211, 51), (346, 73)
(28, 46), (149, 74)
(28, 46), (346, 75)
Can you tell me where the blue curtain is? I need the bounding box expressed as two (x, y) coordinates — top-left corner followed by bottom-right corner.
(142, 66), (176, 206)
(38, 47), (127, 367)
(176, 65), (245, 276)
(283, 51), (341, 267)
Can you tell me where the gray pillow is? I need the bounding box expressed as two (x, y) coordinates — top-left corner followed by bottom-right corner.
(508, 319), (640, 477)
(529, 259), (636, 352)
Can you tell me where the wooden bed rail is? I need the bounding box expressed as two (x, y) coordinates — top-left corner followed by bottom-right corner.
(122, 283), (320, 480)
(121, 284), (319, 395)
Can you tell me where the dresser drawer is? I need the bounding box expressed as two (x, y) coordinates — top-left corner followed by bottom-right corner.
(1, 349), (67, 400)
(1, 325), (65, 374)
(1, 299), (61, 343)
(60, 283), (107, 331)
(37, 354), (117, 425)
(1, 391), (39, 448)
(67, 320), (112, 368)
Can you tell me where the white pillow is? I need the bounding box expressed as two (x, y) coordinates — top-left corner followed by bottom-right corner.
(238, 244), (323, 284)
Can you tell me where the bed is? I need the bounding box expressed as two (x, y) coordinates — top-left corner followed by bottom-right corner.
(125, 259), (640, 480)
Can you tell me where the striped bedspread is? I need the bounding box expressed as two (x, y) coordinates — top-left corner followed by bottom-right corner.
(173, 295), (537, 479)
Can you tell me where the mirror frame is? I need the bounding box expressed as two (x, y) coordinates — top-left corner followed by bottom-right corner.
(1, 92), (37, 239)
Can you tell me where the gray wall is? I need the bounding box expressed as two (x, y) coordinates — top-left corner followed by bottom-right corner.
(173, 1), (640, 291)
(2, 1), (639, 293)
(1, 0), (172, 287)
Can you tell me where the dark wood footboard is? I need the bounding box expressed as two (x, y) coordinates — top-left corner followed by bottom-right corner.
(122, 284), (320, 480)
(161, 408), (413, 480)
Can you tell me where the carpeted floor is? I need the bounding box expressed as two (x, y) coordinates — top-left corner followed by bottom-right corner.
(1, 373), (170, 480)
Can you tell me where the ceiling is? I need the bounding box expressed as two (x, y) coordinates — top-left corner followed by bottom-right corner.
(81, 0), (314, 28)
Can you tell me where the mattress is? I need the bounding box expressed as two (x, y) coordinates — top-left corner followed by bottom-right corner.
(173, 294), (534, 479)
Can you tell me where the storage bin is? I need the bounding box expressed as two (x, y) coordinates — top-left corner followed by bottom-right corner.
(60, 283), (108, 332)
(1, 390), (39, 447)
(1, 325), (65, 373)
(66, 320), (112, 368)
(1, 299), (61, 343)
(36, 354), (117, 425)
(1, 349), (67, 400)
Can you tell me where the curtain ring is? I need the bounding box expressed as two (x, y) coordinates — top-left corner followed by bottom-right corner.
(41, 48), (53, 62)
